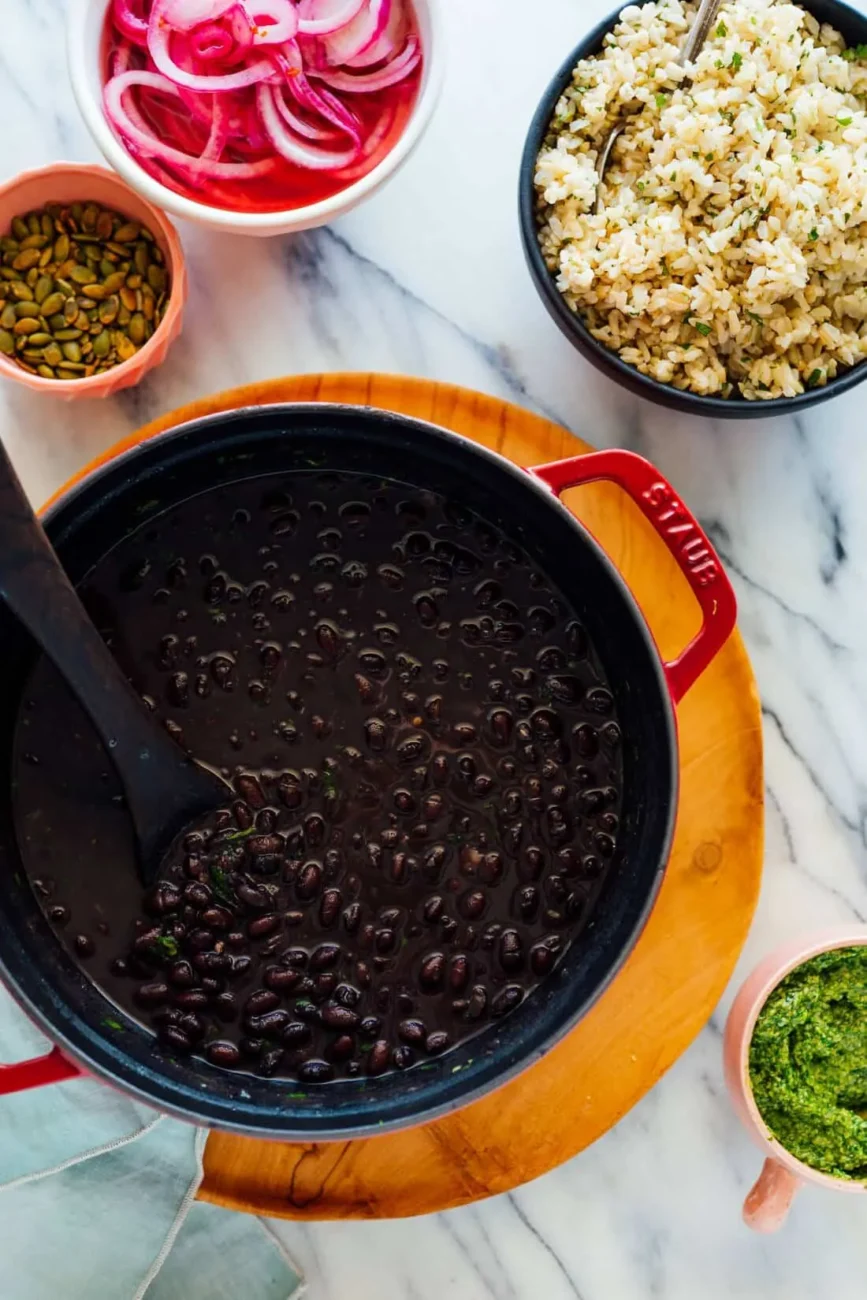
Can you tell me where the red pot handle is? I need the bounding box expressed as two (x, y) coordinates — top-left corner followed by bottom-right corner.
(529, 449), (737, 703)
(0, 1046), (81, 1095)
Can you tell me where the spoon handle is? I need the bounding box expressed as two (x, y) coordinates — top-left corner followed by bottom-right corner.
(0, 439), (217, 875)
(680, 0), (724, 65)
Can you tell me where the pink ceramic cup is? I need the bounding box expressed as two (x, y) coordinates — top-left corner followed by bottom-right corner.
(724, 928), (867, 1232)
(0, 163), (186, 399)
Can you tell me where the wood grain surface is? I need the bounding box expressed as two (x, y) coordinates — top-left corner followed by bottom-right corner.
(115, 373), (764, 1221)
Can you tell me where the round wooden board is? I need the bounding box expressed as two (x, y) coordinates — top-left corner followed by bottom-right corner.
(119, 373), (764, 1221)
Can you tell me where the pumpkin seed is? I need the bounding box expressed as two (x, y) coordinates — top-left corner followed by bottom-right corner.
(128, 313), (146, 345)
(41, 213), (54, 239)
(47, 313), (66, 331)
(99, 295), (119, 325)
(96, 211), (114, 240)
(19, 233), (48, 251)
(34, 276), (53, 304)
(41, 292), (65, 317)
(11, 218), (28, 241)
(43, 343), (63, 367)
(0, 267), (19, 281)
(134, 245), (150, 276)
(61, 340), (82, 363)
(12, 249), (41, 271)
(70, 264), (97, 285)
(92, 329), (111, 358)
(27, 332), (52, 346)
(100, 258), (116, 279)
(9, 281), (31, 300)
(27, 214), (41, 236)
(116, 333), (137, 362)
(82, 283), (108, 300)
(37, 364), (55, 379)
(0, 329), (14, 354)
(54, 328), (83, 341)
(13, 318), (40, 335)
(81, 203), (99, 232)
(14, 301), (40, 318)
(114, 222), (140, 243)
(103, 271), (126, 294)
(0, 304), (16, 330)
(53, 233), (70, 262)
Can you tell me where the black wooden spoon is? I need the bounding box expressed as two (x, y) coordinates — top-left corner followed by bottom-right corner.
(0, 437), (228, 886)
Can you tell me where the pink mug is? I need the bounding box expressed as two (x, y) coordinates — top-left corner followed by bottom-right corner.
(723, 928), (867, 1232)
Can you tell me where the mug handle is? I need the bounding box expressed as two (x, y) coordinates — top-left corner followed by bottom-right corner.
(529, 449), (737, 703)
(0, 1046), (81, 1095)
(743, 1158), (803, 1232)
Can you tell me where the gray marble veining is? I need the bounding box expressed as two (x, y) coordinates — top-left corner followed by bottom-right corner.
(3, 0), (867, 1295)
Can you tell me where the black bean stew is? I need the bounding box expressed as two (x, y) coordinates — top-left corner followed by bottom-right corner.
(13, 471), (622, 1082)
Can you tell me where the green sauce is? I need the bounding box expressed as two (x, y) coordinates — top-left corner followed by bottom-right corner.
(749, 946), (867, 1179)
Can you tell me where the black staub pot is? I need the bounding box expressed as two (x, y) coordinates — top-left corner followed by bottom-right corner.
(0, 405), (736, 1137)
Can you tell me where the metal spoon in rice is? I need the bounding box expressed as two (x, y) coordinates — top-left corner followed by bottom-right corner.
(594, 0), (724, 214)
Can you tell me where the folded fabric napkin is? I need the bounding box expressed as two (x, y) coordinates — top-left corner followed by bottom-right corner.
(0, 987), (304, 1300)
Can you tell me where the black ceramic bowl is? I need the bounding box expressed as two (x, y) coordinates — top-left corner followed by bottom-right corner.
(519, 0), (867, 419)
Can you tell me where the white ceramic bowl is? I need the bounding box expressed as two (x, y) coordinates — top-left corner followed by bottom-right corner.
(67, 0), (444, 237)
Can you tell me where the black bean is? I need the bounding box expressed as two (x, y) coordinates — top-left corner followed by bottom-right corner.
(375, 928), (396, 954)
(245, 989), (280, 1016)
(333, 983), (361, 1009)
(392, 1045), (414, 1070)
(192, 951), (232, 974)
(321, 1003), (360, 1030)
(466, 985), (487, 1019)
(236, 881), (269, 910)
(419, 952), (445, 991)
(530, 943), (555, 976)
(425, 1031), (450, 1054)
(258, 1048), (285, 1076)
(178, 1012), (205, 1041)
(159, 1025), (192, 1053)
(319, 889), (342, 928)
(296, 863), (322, 900)
(248, 913), (280, 939)
(73, 934), (95, 958)
(167, 961), (194, 991)
(492, 985), (524, 1017)
(187, 928), (215, 952)
(264, 965), (301, 993)
(48, 904), (70, 926)
(183, 882), (212, 908)
(239, 1037), (264, 1058)
(201, 905), (233, 931)
(398, 1019), (426, 1046)
(246, 1009), (291, 1036)
(368, 1040), (391, 1075)
(329, 1034), (355, 1061)
(207, 1040), (241, 1068)
(449, 954), (469, 991)
(146, 883), (181, 915)
(282, 1021), (312, 1047)
(297, 1059), (334, 1083)
(460, 890), (486, 920)
(499, 929), (524, 973)
(136, 981), (169, 1006)
(247, 834), (283, 855)
(310, 943), (341, 971)
(174, 989), (209, 1010)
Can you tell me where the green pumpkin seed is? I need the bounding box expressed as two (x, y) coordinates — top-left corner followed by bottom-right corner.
(57, 361), (87, 373)
(15, 301), (41, 317)
(91, 330), (111, 357)
(96, 211), (114, 240)
(12, 249), (41, 271)
(41, 292), (65, 317)
(54, 328), (83, 341)
(36, 364), (55, 379)
(102, 271), (126, 294)
(27, 214), (41, 236)
(13, 317), (40, 335)
(81, 203), (99, 232)
(70, 264), (97, 285)
(19, 233), (48, 251)
(134, 245), (150, 276)
(53, 233), (70, 262)
(41, 213), (54, 239)
(82, 283), (108, 300)
(0, 328), (14, 355)
(0, 237), (19, 254)
(11, 218), (28, 241)
(114, 222), (140, 243)
(34, 275), (53, 304)
(0, 304), (16, 330)
(61, 340), (82, 362)
(116, 333), (138, 362)
(0, 267), (19, 281)
(99, 295), (119, 325)
(128, 312), (146, 345)
(99, 258), (115, 278)
(25, 268), (39, 288)
(28, 332), (51, 346)
(117, 304), (132, 327)
(43, 343), (63, 367)
(47, 313), (66, 330)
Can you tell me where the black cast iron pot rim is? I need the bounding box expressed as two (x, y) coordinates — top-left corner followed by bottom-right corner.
(1, 402), (678, 1138)
(517, 0), (867, 420)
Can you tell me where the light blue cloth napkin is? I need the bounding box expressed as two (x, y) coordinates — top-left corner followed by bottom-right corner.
(0, 987), (304, 1300)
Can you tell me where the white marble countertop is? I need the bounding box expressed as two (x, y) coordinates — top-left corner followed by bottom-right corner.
(3, 0), (867, 1296)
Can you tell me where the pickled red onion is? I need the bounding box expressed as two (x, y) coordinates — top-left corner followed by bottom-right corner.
(104, 70), (277, 178)
(319, 0), (390, 65)
(148, 0), (274, 89)
(296, 0), (367, 37)
(256, 83), (359, 167)
(112, 0), (149, 45)
(315, 35), (419, 92)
